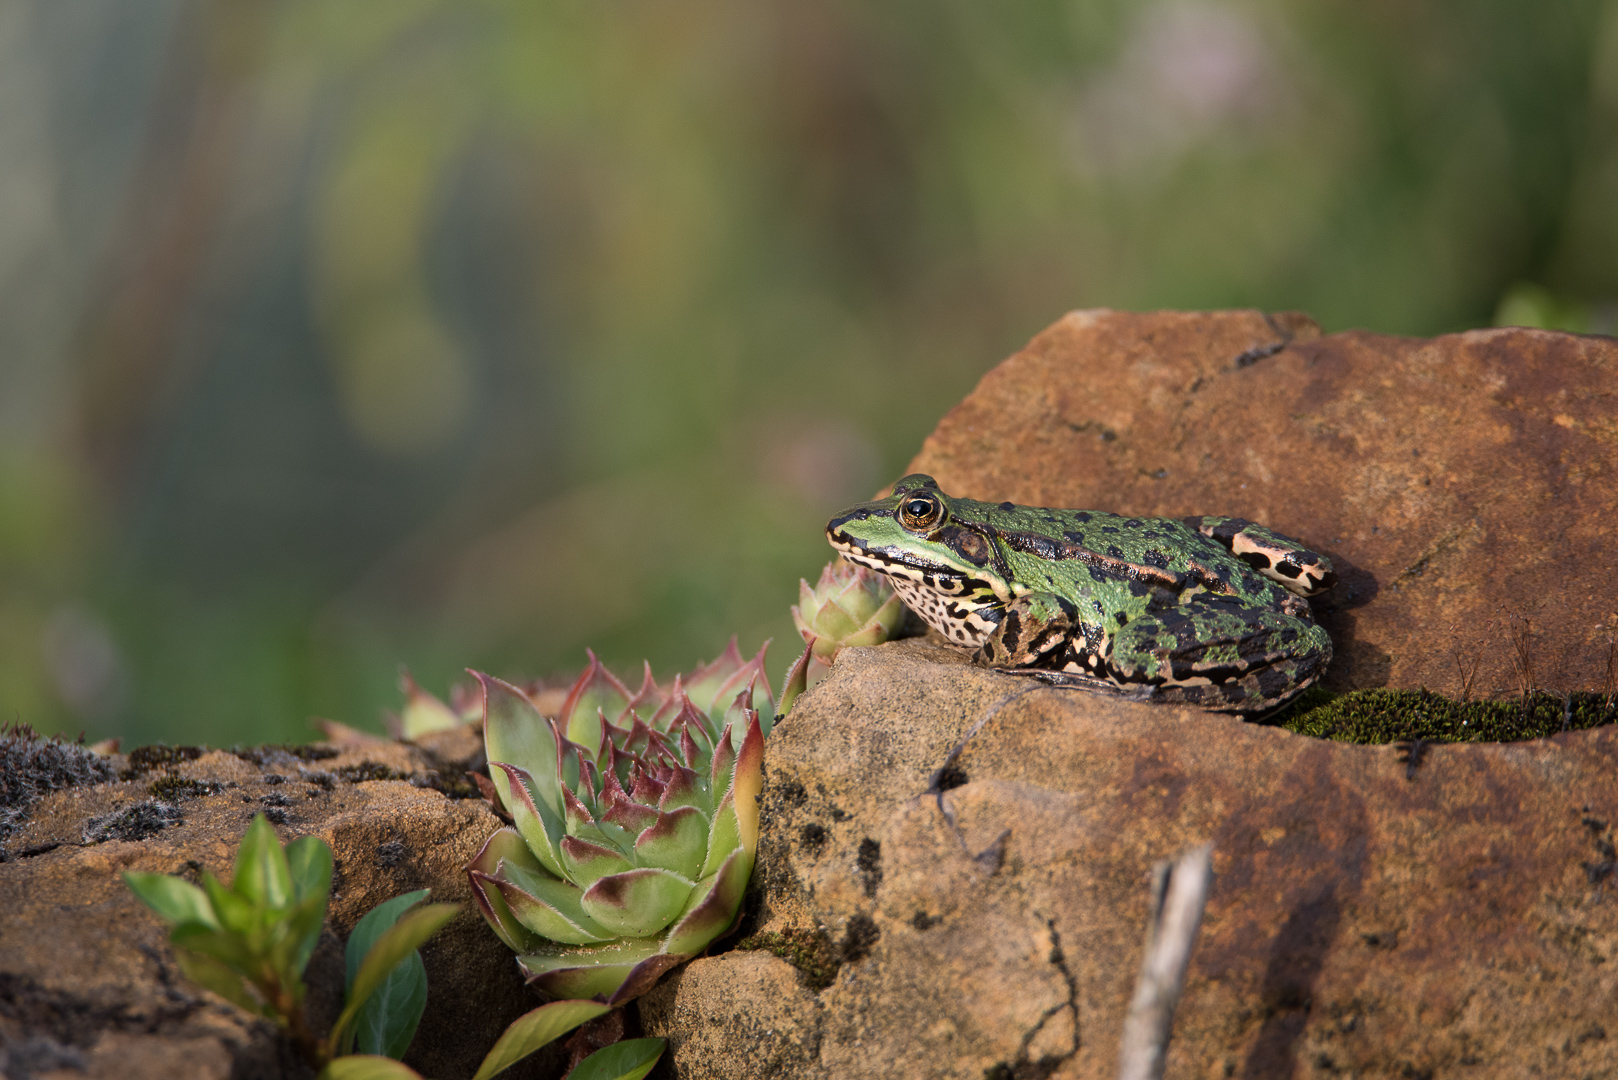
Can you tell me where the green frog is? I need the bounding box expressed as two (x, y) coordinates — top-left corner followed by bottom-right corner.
(826, 474), (1336, 712)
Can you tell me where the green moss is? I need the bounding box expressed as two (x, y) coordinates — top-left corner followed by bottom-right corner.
(1269, 687), (1617, 745)
(334, 761), (407, 783)
(122, 743), (206, 778)
(736, 928), (840, 991)
(146, 775), (224, 801)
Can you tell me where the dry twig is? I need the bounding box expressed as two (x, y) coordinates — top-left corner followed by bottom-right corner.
(1508, 614), (1536, 724)
(1117, 843), (1214, 1080)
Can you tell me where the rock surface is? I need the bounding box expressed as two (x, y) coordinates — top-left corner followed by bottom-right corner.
(0, 735), (561, 1080)
(904, 308), (1618, 698)
(642, 639), (1618, 1080)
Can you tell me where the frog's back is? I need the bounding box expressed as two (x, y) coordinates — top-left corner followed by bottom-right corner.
(981, 501), (1303, 607)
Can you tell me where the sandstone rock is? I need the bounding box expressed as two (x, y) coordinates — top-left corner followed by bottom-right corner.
(904, 309), (1618, 697)
(642, 639), (1618, 1080)
(0, 739), (559, 1080)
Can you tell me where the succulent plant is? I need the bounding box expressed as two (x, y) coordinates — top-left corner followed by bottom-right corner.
(388, 669), (480, 739)
(781, 558), (904, 713)
(466, 642), (770, 1003)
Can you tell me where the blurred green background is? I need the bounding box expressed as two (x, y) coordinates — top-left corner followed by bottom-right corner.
(2, 0), (1614, 746)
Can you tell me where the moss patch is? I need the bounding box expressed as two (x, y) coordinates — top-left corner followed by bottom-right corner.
(1, 726), (118, 842)
(120, 743), (206, 778)
(1270, 687), (1617, 745)
(146, 775), (225, 801)
(736, 928), (841, 991)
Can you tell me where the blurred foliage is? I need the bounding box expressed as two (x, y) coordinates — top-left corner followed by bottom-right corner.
(1, 0), (1616, 745)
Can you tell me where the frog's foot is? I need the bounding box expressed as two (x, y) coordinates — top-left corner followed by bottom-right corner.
(1103, 601), (1333, 712)
(1182, 516), (1337, 598)
(976, 592), (1085, 669)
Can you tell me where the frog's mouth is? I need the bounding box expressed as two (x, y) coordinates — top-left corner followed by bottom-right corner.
(825, 516), (955, 577)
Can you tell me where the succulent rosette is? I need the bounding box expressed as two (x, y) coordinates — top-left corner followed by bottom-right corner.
(781, 558), (904, 712)
(466, 642), (770, 1004)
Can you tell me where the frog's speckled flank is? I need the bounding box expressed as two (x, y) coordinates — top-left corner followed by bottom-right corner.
(826, 475), (1337, 712)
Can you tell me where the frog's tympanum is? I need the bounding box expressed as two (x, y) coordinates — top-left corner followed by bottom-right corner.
(827, 475), (1336, 712)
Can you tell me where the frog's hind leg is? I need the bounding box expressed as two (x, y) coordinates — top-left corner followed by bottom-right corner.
(1103, 599), (1332, 712)
(1182, 515), (1337, 597)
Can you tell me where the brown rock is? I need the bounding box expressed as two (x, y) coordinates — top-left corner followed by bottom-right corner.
(0, 740), (554, 1080)
(905, 308), (1618, 697)
(643, 639), (1618, 1079)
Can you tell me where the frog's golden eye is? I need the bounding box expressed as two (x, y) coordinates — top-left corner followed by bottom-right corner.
(898, 493), (944, 531)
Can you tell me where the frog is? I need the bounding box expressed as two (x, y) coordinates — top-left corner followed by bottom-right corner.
(825, 474), (1337, 712)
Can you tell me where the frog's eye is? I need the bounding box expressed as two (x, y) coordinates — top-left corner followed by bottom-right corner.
(898, 493), (943, 531)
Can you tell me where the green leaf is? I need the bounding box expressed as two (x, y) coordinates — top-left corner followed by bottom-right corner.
(287, 835), (334, 905)
(345, 890), (432, 1060)
(202, 871), (261, 935)
(353, 952), (427, 1060)
(172, 947), (269, 1016)
(345, 890), (430, 991)
(469, 999), (612, 1080)
(318, 1055), (427, 1080)
(234, 814), (293, 909)
(170, 922), (260, 973)
(277, 891), (331, 983)
(567, 1039), (666, 1080)
(123, 872), (218, 929)
(330, 902), (458, 1054)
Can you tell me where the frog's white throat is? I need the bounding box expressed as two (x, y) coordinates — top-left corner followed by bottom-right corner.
(834, 544), (1004, 648)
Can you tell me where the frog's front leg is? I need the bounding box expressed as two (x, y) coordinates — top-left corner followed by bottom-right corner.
(977, 591), (1094, 670)
(1104, 596), (1332, 712)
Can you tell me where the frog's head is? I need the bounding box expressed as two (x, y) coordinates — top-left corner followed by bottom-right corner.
(825, 474), (1015, 605)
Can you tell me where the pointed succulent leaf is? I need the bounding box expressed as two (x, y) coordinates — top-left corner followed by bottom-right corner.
(469, 826), (545, 878)
(623, 661), (666, 719)
(468, 871), (540, 953)
(397, 669), (464, 738)
(633, 805), (709, 880)
(559, 835), (634, 887)
(605, 954), (690, 1006)
(705, 642), (773, 722)
(233, 814), (293, 908)
(494, 861), (616, 945)
(559, 651), (635, 754)
(700, 790), (740, 879)
(798, 594), (860, 645)
(124, 872), (218, 929)
(657, 765), (703, 812)
(730, 708), (765, 857)
(778, 645), (814, 716)
(320, 1056), (427, 1080)
(601, 795), (658, 837)
(518, 937), (666, 1000)
(662, 847), (751, 957)
(580, 868), (696, 938)
(479, 673), (563, 817)
(172, 947), (269, 1015)
(709, 721), (736, 796)
(488, 763), (566, 878)
(467, 831), (543, 951)
(681, 638), (746, 715)
(567, 1038), (667, 1080)
(468, 999), (612, 1080)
